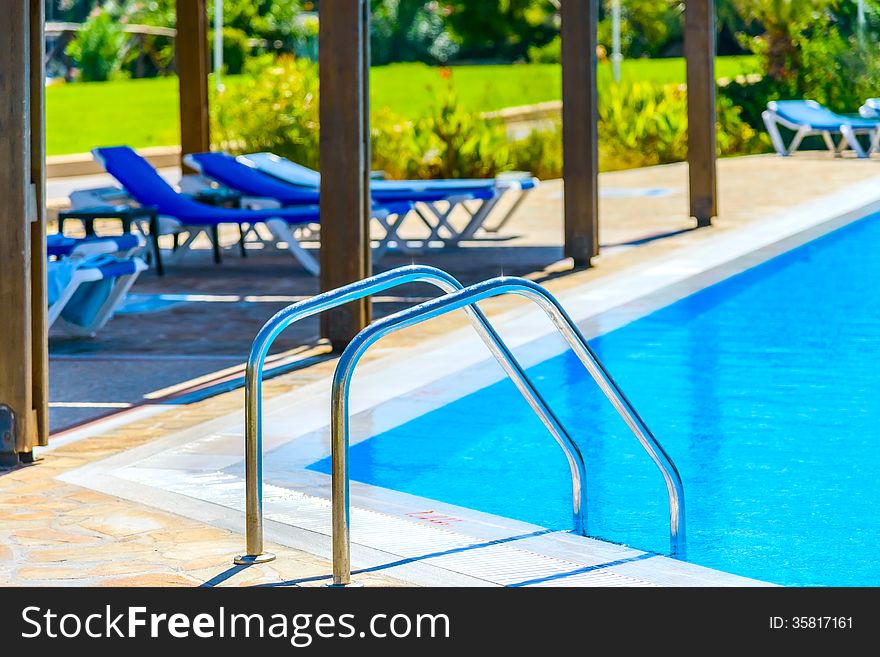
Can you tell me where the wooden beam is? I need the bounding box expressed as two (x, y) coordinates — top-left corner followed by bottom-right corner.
(561, 0), (599, 267)
(30, 0), (48, 448)
(319, 0), (372, 350)
(685, 0), (718, 227)
(0, 1), (36, 463)
(176, 0), (210, 169)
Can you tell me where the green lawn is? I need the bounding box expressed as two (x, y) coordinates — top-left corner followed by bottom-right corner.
(46, 56), (759, 156)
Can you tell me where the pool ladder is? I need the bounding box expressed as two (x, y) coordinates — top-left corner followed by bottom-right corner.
(234, 265), (686, 586)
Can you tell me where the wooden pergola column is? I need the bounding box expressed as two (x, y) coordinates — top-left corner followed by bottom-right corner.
(561, 0), (600, 267)
(176, 0), (211, 170)
(0, 0), (48, 465)
(685, 0), (718, 227)
(319, 0), (372, 350)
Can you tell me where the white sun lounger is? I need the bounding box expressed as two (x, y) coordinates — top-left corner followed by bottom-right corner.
(762, 100), (880, 157)
(48, 254), (148, 335)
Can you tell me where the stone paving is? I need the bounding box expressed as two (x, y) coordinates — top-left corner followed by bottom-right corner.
(4, 152), (879, 586)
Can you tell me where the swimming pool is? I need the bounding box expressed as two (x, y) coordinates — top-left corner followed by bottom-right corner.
(310, 212), (880, 586)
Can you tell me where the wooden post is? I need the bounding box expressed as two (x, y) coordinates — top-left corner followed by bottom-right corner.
(30, 0), (48, 449)
(319, 0), (372, 350)
(561, 0), (599, 267)
(0, 1), (39, 464)
(685, 0), (718, 227)
(176, 0), (211, 169)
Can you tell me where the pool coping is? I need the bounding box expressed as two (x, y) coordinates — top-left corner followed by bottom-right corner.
(56, 175), (880, 587)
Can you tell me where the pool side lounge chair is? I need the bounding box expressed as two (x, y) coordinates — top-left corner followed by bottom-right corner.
(48, 254), (148, 335)
(762, 100), (880, 158)
(47, 233), (143, 259)
(181, 151), (413, 257)
(92, 146), (324, 274)
(239, 152), (539, 248)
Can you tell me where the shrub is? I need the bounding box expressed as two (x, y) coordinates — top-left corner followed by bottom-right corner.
(509, 123), (563, 180)
(372, 91), (511, 179)
(527, 36), (561, 64)
(599, 82), (689, 170)
(715, 90), (770, 156)
(795, 25), (880, 113)
(211, 55), (320, 169)
(65, 9), (128, 82)
(599, 81), (768, 171)
(208, 27), (252, 76)
(371, 109), (426, 178)
(413, 90), (511, 178)
(722, 0), (880, 132)
(504, 81), (767, 178)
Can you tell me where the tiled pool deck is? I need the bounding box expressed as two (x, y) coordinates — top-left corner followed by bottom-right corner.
(4, 153), (880, 586)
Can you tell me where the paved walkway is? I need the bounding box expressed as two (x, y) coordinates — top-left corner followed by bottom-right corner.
(4, 153), (877, 586)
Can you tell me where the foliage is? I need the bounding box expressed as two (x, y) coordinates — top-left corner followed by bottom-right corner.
(439, 0), (559, 62)
(62, 1), (312, 80)
(372, 90), (510, 179)
(721, 0), (880, 132)
(370, 0), (459, 64)
(505, 82), (767, 179)
(211, 55), (320, 169)
(598, 81), (767, 171)
(412, 89), (512, 178)
(731, 0), (828, 82)
(597, 0), (683, 59)
(212, 56), (767, 182)
(527, 35), (561, 64)
(209, 0), (305, 52)
(508, 123), (563, 180)
(208, 27), (252, 75)
(65, 5), (129, 82)
(795, 22), (880, 112)
(65, 1), (177, 79)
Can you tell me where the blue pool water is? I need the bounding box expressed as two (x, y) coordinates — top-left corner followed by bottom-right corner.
(310, 213), (880, 586)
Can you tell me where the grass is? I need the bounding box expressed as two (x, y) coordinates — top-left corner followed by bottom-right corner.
(46, 56), (759, 156)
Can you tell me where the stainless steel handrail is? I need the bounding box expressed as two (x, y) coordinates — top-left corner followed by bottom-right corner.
(235, 265), (586, 565)
(330, 276), (686, 585)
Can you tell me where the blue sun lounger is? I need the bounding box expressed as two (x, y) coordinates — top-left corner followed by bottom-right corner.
(762, 100), (880, 157)
(48, 253), (148, 335)
(93, 146), (325, 274)
(238, 151), (538, 248)
(181, 151), (414, 256)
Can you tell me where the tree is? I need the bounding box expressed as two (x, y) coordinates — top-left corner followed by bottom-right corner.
(370, 0), (458, 64)
(439, 0), (558, 61)
(598, 0), (683, 58)
(731, 0), (829, 80)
